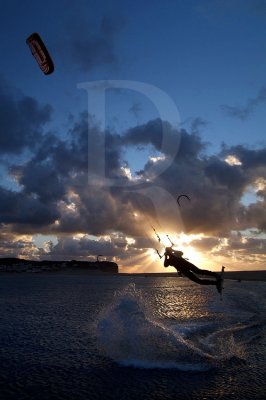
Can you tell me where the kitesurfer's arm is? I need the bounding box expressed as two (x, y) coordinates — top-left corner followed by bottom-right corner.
(164, 253), (170, 268)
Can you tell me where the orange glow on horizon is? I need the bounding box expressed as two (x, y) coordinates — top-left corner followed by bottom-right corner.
(119, 232), (221, 273)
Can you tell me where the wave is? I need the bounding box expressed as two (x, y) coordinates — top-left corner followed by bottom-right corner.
(95, 283), (252, 370)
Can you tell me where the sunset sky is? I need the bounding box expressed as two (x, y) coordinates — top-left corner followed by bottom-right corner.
(0, 0), (266, 272)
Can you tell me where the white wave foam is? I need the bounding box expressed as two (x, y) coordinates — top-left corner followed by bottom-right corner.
(95, 283), (245, 370)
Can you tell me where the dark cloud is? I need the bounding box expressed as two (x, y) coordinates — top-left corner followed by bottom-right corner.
(0, 231), (38, 258)
(223, 145), (266, 169)
(46, 235), (124, 261)
(0, 187), (59, 228)
(1, 101), (266, 267)
(123, 120), (206, 163)
(0, 76), (52, 155)
(52, 186), (138, 237)
(4, 113), (139, 236)
(243, 201), (266, 233)
(204, 157), (247, 189)
(3, 112), (266, 238)
(123, 118), (164, 150)
(12, 161), (65, 203)
(190, 117), (208, 134)
(129, 102), (142, 119)
(31, 233), (154, 265)
(221, 87), (266, 120)
(129, 123), (265, 236)
(228, 232), (265, 252)
(190, 237), (221, 252)
(67, 112), (123, 179)
(61, 15), (125, 71)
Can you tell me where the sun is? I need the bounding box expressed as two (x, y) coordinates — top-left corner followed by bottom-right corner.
(119, 249), (161, 273)
(119, 231), (216, 273)
(148, 231), (213, 272)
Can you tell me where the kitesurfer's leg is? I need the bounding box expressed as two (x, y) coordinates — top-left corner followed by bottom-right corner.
(216, 277), (223, 294)
(181, 270), (217, 286)
(187, 263), (218, 279)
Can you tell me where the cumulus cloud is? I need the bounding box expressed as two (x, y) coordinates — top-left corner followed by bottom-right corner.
(45, 235), (125, 261)
(0, 186), (60, 229)
(1, 94), (266, 268)
(121, 121), (265, 238)
(0, 231), (39, 259)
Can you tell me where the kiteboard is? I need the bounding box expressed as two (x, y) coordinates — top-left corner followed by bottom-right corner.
(217, 266), (225, 301)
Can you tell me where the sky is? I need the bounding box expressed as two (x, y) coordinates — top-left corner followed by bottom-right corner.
(0, 0), (266, 272)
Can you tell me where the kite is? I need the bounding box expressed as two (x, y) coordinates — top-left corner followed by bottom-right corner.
(177, 194), (191, 206)
(26, 32), (54, 75)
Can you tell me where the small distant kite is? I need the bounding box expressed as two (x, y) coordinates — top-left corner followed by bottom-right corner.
(26, 32), (54, 75)
(177, 194), (191, 207)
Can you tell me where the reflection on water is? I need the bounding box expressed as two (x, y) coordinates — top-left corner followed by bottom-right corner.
(0, 275), (265, 400)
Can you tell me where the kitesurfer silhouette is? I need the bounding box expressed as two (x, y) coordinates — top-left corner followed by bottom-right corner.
(164, 247), (223, 293)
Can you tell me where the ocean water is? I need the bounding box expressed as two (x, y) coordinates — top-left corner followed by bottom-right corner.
(0, 274), (265, 400)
